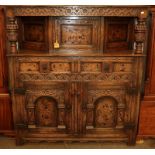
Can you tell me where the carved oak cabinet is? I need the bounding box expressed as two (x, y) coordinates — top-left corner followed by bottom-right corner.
(5, 6), (148, 145)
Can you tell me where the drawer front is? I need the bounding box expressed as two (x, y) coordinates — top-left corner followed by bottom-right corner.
(16, 57), (135, 83)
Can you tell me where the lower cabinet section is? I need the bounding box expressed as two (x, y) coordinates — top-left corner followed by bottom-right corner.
(9, 55), (143, 145)
(14, 81), (136, 145)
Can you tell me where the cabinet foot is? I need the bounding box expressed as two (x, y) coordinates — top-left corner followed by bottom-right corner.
(16, 137), (25, 146)
(136, 138), (144, 144)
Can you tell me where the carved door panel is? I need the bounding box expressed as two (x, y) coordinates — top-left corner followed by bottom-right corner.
(52, 17), (101, 52)
(104, 17), (134, 51)
(25, 82), (68, 133)
(66, 82), (87, 135)
(85, 83), (127, 132)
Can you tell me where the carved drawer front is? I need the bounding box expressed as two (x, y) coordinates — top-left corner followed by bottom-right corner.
(50, 62), (72, 73)
(53, 17), (100, 52)
(80, 59), (133, 74)
(81, 62), (102, 73)
(25, 82), (68, 130)
(113, 62), (133, 72)
(80, 61), (114, 73)
(19, 62), (40, 73)
(85, 83), (128, 130)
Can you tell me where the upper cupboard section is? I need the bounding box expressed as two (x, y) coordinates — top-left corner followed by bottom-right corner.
(17, 16), (134, 53)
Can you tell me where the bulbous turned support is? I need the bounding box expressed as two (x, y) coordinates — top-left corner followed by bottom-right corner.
(6, 8), (18, 54)
(134, 11), (147, 54)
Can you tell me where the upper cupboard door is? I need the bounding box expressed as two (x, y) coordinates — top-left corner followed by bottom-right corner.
(104, 17), (134, 51)
(18, 17), (49, 51)
(52, 17), (101, 53)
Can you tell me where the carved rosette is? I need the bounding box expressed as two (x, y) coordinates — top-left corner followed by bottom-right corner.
(6, 7), (18, 54)
(134, 11), (147, 54)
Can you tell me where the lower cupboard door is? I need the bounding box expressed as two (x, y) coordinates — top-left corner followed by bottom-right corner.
(84, 83), (129, 137)
(25, 82), (69, 134)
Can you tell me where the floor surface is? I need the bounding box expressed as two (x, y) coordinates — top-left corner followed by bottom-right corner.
(0, 136), (155, 149)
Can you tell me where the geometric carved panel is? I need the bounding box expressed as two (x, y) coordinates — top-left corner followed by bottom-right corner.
(35, 96), (58, 127)
(94, 96), (117, 128)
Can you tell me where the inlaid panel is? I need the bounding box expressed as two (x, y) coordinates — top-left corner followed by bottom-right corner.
(51, 62), (71, 72)
(114, 63), (132, 72)
(81, 62), (101, 72)
(35, 96), (58, 127)
(61, 25), (92, 45)
(95, 97), (117, 128)
(53, 17), (100, 52)
(104, 17), (134, 51)
(19, 62), (39, 72)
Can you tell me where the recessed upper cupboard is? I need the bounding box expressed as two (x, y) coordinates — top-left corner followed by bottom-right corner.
(18, 16), (49, 51)
(17, 16), (135, 53)
(104, 17), (134, 51)
(52, 17), (101, 52)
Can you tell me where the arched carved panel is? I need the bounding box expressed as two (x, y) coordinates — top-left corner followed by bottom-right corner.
(35, 96), (58, 127)
(94, 96), (117, 128)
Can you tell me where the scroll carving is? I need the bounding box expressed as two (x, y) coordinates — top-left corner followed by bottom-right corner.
(14, 6), (147, 17)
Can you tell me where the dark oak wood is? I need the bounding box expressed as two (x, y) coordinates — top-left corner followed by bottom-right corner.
(104, 17), (134, 51)
(18, 16), (49, 51)
(0, 7), (14, 136)
(5, 6), (148, 145)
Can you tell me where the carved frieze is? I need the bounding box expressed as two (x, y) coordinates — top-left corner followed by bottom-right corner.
(15, 56), (135, 62)
(13, 6), (147, 17)
(19, 72), (134, 81)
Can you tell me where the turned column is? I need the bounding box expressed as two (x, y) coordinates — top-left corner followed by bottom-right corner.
(6, 8), (18, 54)
(134, 11), (147, 54)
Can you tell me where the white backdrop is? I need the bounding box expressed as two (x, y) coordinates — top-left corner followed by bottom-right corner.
(0, 0), (155, 5)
